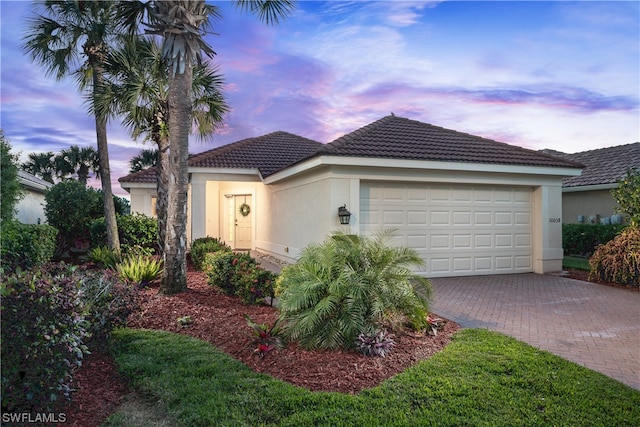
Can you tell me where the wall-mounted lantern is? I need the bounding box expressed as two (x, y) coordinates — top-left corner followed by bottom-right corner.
(338, 205), (352, 225)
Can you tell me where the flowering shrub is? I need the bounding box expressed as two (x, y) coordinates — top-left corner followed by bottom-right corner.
(245, 315), (285, 357)
(1, 264), (88, 412)
(355, 329), (395, 357)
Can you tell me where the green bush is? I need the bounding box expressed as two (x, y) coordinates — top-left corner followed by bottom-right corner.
(1, 264), (88, 412)
(0, 221), (57, 273)
(190, 236), (230, 270)
(203, 251), (276, 305)
(589, 226), (640, 288)
(0, 133), (23, 223)
(276, 231), (433, 351)
(90, 213), (159, 256)
(562, 223), (625, 256)
(80, 268), (139, 343)
(116, 254), (163, 286)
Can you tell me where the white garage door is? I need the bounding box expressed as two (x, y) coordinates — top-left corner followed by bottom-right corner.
(360, 182), (533, 277)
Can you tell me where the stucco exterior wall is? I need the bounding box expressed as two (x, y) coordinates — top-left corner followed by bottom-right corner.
(15, 189), (47, 224)
(562, 189), (620, 224)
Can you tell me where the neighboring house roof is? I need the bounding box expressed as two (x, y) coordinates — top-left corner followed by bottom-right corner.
(119, 131), (323, 184)
(120, 115), (583, 186)
(318, 115), (582, 168)
(541, 142), (640, 188)
(17, 170), (53, 193)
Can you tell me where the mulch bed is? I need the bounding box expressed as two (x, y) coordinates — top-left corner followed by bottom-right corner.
(63, 268), (459, 426)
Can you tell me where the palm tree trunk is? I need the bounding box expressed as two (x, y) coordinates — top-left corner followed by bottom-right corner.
(160, 64), (192, 294)
(93, 67), (121, 255)
(156, 132), (169, 257)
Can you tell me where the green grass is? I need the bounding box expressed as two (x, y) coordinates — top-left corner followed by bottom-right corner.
(106, 328), (640, 426)
(563, 256), (590, 271)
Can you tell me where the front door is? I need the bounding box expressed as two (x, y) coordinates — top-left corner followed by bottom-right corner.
(234, 195), (252, 249)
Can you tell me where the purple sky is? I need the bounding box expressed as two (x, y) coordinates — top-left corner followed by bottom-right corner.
(1, 1), (638, 197)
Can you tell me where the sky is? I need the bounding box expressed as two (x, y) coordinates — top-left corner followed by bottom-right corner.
(1, 0), (638, 198)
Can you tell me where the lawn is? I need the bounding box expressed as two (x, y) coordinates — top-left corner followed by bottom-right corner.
(562, 256), (590, 271)
(105, 328), (640, 427)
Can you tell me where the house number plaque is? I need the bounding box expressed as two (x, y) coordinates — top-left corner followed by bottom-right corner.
(549, 217), (561, 223)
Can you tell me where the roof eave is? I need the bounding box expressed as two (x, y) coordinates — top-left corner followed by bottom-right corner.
(563, 183), (618, 192)
(264, 155), (583, 184)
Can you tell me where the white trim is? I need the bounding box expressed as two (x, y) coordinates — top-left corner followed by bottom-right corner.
(189, 167), (260, 177)
(563, 183), (618, 193)
(119, 182), (155, 191)
(265, 155), (582, 184)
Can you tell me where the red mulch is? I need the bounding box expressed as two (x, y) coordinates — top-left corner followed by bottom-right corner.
(62, 269), (459, 426)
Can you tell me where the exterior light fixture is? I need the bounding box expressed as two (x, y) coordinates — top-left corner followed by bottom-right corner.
(338, 205), (352, 225)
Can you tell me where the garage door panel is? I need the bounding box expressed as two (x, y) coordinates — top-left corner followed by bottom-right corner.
(360, 182), (533, 277)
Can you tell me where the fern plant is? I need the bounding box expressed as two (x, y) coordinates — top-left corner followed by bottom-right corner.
(277, 231), (433, 351)
(116, 254), (163, 287)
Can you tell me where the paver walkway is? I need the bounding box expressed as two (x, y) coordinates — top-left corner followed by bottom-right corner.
(431, 274), (640, 390)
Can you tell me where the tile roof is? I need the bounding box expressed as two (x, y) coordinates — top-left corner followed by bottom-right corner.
(540, 142), (640, 187)
(120, 115), (585, 186)
(119, 131), (323, 183)
(319, 115), (583, 169)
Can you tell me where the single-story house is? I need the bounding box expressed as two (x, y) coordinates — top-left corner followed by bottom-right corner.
(120, 115), (583, 277)
(15, 170), (52, 224)
(542, 143), (639, 225)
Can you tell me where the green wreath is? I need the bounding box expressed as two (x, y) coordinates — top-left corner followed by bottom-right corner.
(239, 203), (251, 217)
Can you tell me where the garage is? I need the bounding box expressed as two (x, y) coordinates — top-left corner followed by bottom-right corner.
(360, 181), (534, 277)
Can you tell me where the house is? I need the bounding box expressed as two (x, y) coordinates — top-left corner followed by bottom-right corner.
(15, 170), (52, 224)
(542, 143), (640, 225)
(120, 115), (583, 277)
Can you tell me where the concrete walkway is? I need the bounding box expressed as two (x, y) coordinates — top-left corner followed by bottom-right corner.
(431, 274), (640, 390)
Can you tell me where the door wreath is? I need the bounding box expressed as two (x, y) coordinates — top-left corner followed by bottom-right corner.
(239, 202), (251, 217)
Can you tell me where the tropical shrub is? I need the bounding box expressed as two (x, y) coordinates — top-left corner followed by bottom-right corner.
(1, 264), (88, 412)
(235, 261), (277, 305)
(116, 254), (163, 287)
(90, 213), (158, 256)
(355, 329), (395, 357)
(245, 315), (286, 357)
(79, 268), (139, 343)
(203, 251), (276, 305)
(276, 231), (433, 351)
(88, 245), (121, 269)
(589, 226), (640, 288)
(0, 221), (57, 273)
(562, 223), (624, 256)
(190, 236), (230, 270)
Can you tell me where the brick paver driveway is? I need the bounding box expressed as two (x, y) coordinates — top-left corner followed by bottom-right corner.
(431, 274), (640, 390)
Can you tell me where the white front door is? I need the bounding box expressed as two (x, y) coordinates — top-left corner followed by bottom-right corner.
(234, 195), (252, 249)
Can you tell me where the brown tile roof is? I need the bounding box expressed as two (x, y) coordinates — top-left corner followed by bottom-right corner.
(319, 115), (583, 169)
(120, 115), (585, 186)
(119, 131), (323, 184)
(540, 142), (640, 187)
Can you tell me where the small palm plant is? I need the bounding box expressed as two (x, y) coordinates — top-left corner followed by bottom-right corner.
(277, 231), (433, 351)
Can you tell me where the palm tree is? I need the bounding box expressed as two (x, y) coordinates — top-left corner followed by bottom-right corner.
(22, 0), (121, 254)
(118, 0), (295, 294)
(129, 148), (158, 173)
(97, 35), (228, 260)
(55, 145), (100, 184)
(21, 152), (57, 184)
